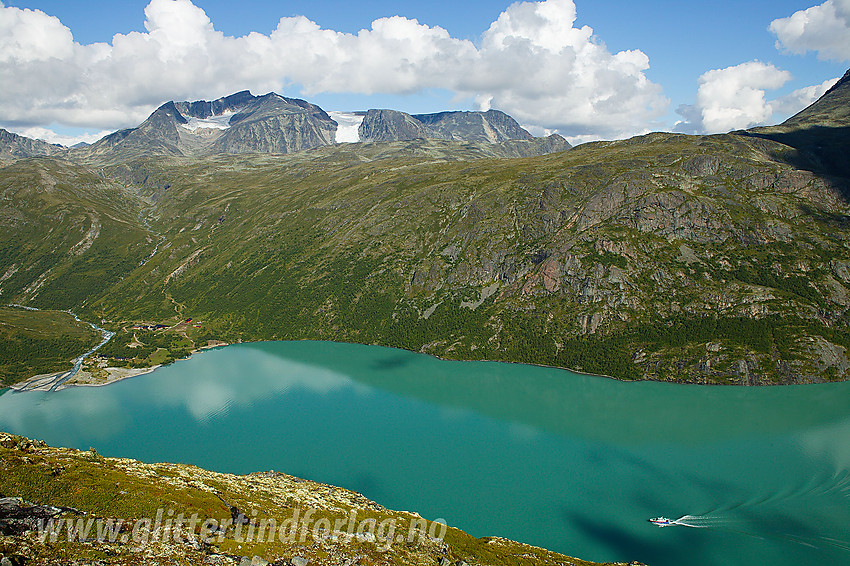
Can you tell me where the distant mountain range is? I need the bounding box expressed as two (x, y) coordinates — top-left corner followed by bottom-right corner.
(1, 91), (568, 162)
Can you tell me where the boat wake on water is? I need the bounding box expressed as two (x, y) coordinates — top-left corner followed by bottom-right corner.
(648, 470), (850, 553)
(651, 513), (850, 552)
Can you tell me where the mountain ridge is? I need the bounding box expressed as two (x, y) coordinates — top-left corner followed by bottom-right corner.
(357, 107), (544, 144)
(781, 68), (850, 129)
(73, 92), (338, 160)
(0, 128), (65, 163)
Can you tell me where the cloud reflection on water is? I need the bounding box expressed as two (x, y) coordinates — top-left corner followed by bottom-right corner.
(0, 347), (363, 437)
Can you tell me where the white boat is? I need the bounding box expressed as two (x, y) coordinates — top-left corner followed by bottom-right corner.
(649, 516), (674, 527)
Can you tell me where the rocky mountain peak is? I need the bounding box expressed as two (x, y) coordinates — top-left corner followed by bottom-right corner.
(412, 109), (534, 143)
(174, 90), (255, 120)
(358, 109), (434, 142)
(151, 101), (188, 125)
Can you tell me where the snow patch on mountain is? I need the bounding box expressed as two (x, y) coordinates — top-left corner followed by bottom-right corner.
(328, 112), (364, 143)
(181, 110), (239, 132)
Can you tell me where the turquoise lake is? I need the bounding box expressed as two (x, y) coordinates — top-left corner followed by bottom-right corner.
(1, 340), (849, 566)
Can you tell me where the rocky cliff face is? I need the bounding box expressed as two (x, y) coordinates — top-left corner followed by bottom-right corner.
(357, 109), (435, 142)
(173, 90), (256, 120)
(358, 108), (536, 144)
(0, 129), (65, 163)
(210, 94), (337, 154)
(413, 109), (534, 143)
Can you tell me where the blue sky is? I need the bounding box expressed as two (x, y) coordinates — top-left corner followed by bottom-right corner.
(1, 0), (848, 145)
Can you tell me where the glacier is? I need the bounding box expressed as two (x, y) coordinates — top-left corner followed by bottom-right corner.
(328, 111), (364, 143)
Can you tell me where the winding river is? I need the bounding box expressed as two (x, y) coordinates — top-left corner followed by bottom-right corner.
(1, 340), (849, 566)
(7, 305), (115, 391)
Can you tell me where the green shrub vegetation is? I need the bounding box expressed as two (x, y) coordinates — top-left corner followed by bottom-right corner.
(0, 307), (101, 386)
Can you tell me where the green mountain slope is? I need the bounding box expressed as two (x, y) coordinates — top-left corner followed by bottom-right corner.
(0, 158), (155, 312)
(1, 79), (849, 385)
(776, 69), (850, 129)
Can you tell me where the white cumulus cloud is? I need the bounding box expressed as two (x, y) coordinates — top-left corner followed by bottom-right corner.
(696, 62), (792, 133)
(0, 1), (73, 63)
(0, 0), (667, 141)
(770, 0), (850, 61)
(769, 76), (840, 115)
(673, 61), (839, 134)
(676, 61), (840, 134)
(466, 0), (667, 138)
(11, 126), (114, 147)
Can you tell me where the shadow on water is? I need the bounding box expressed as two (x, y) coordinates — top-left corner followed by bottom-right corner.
(369, 354), (415, 371)
(347, 473), (384, 501)
(566, 510), (705, 566)
(676, 474), (750, 509)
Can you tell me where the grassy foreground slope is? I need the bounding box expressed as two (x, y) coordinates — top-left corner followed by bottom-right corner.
(1, 104), (849, 384)
(0, 433), (640, 566)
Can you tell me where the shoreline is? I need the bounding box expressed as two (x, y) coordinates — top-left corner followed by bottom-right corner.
(8, 338), (628, 392)
(9, 342), (229, 392)
(7, 336), (838, 391)
(60, 364), (163, 390)
(8, 365), (162, 393)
